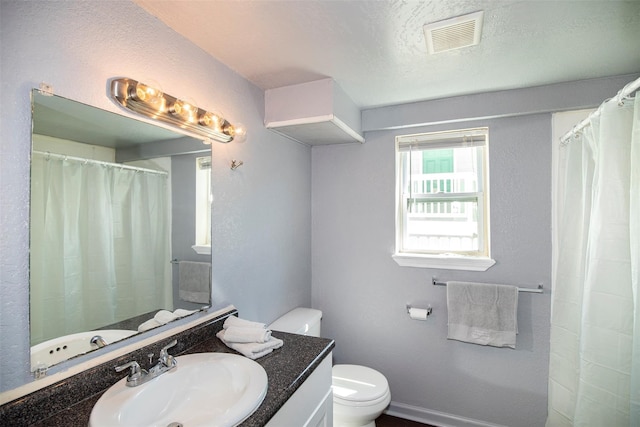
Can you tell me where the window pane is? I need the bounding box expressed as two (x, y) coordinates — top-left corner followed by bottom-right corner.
(398, 139), (486, 255)
(422, 148), (453, 173)
(404, 199), (479, 252)
(195, 156), (212, 247)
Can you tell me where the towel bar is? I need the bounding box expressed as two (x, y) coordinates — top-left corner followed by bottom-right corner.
(432, 278), (543, 294)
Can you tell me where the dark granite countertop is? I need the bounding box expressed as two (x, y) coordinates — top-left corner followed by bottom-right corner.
(0, 310), (335, 427)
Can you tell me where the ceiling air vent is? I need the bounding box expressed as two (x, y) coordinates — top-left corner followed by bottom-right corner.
(424, 11), (484, 54)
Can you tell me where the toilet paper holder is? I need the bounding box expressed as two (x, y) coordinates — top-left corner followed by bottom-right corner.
(406, 304), (433, 317)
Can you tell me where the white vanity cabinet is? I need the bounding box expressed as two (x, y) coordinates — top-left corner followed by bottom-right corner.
(265, 352), (333, 427)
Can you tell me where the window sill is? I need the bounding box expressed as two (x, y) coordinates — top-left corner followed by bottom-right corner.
(192, 245), (211, 255)
(392, 253), (496, 271)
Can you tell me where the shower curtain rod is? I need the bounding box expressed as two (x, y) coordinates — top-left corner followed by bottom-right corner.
(33, 150), (168, 175)
(560, 75), (640, 145)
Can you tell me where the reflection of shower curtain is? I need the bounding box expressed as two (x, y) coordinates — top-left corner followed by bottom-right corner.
(30, 153), (172, 345)
(547, 84), (639, 425)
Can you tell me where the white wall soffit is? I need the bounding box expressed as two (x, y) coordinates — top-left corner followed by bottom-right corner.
(266, 114), (364, 146)
(265, 78), (364, 146)
(362, 74), (640, 132)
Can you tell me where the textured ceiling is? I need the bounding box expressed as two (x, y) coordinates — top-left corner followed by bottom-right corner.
(134, 0), (640, 109)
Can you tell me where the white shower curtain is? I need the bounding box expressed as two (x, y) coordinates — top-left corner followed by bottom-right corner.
(547, 91), (639, 425)
(30, 153), (172, 345)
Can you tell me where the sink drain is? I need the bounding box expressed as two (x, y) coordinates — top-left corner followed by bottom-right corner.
(167, 423), (183, 427)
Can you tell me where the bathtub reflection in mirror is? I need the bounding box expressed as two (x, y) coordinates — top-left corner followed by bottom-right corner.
(30, 90), (212, 372)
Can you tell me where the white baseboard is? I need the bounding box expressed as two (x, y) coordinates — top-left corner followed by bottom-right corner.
(384, 401), (507, 427)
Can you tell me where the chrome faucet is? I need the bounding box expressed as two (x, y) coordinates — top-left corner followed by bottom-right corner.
(90, 335), (107, 348)
(115, 340), (178, 387)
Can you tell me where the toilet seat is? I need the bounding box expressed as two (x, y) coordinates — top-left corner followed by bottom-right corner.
(332, 364), (390, 407)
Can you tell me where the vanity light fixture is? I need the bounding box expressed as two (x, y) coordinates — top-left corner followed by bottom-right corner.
(110, 78), (246, 144)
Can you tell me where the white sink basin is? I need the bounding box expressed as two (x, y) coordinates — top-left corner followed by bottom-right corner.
(89, 352), (268, 427)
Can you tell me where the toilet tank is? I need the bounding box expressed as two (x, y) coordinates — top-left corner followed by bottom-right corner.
(269, 308), (322, 337)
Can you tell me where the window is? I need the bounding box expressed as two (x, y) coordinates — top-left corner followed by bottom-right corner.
(393, 127), (494, 270)
(193, 156), (212, 254)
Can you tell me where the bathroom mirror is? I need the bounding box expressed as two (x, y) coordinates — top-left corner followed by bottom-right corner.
(30, 90), (212, 371)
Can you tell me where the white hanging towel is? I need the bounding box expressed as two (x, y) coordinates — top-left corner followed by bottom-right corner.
(178, 261), (211, 304)
(446, 281), (518, 349)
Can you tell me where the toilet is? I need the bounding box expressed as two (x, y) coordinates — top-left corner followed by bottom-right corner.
(270, 307), (391, 427)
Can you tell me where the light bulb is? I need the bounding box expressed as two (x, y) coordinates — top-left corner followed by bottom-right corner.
(132, 81), (163, 107)
(224, 122), (247, 143)
(199, 111), (225, 132)
(171, 99), (199, 123)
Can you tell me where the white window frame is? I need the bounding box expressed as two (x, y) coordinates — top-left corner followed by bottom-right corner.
(193, 156), (212, 255)
(392, 127), (495, 271)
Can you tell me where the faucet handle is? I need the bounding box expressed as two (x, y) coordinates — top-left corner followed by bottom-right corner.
(159, 339), (178, 367)
(160, 339), (178, 354)
(115, 361), (144, 381)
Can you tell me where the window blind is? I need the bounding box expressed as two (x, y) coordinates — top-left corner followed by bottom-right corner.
(397, 127), (488, 151)
(197, 156), (212, 170)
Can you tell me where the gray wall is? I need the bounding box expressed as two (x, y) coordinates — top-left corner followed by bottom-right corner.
(0, 0), (311, 392)
(312, 114), (552, 427)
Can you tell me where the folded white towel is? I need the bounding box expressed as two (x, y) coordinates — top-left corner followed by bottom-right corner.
(173, 308), (197, 318)
(216, 330), (283, 360)
(223, 316), (267, 330)
(138, 309), (187, 332)
(447, 281), (518, 349)
(223, 326), (272, 343)
(138, 318), (162, 332)
(155, 310), (179, 324)
(137, 309), (199, 332)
